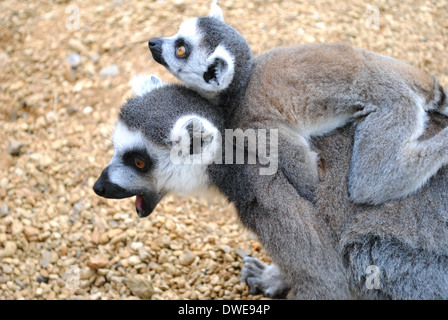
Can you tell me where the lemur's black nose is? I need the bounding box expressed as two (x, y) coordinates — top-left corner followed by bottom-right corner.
(93, 180), (106, 197)
(93, 168), (110, 197)
(148, 38), (168, 67)
(93, 168), (137, 199)
(148, 38), (162, 50)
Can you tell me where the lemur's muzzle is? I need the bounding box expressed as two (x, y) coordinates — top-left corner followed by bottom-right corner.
(93, 168), (134, 199)
(148, 38), (168, 67)
(93, 167), (163, 218)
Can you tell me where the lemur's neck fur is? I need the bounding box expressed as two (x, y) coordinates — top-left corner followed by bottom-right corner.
(202, 123), (251, 207)
(208, 161), (255, 221)
(217, 59), (254, 126)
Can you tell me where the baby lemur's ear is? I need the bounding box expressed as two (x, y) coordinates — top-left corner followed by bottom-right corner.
(130, 74), (166, 97)
(208, 0), (224, 22)
(203, 45), (235, 91)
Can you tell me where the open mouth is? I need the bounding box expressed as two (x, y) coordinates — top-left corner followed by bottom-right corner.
(134, 192), (162, 218)
(135, 194), (147, 218)
(93, 171), (162, 218)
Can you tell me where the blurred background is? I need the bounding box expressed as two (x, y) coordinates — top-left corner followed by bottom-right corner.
(0, 0), (446, 300)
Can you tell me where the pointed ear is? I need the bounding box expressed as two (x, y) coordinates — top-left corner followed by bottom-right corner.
(209, 0), (224, 22)
(130, 74), (166, 97)
(203, 45), (234, 90)
(184, 118), (208, 155)
(170, 115), (221, 164)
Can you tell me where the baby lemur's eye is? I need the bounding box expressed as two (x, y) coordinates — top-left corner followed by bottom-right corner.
(134, 158), (146, 169)
(176, 45), (187, 58)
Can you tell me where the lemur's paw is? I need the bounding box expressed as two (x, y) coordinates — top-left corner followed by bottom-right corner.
(240, 257), (290, 299)
(240, 257), (266, 295)
(130, 74), (166, 97)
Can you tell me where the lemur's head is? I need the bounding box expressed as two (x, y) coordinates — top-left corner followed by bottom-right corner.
(148, 1), (252, 101)
(93, 75), (223, 218)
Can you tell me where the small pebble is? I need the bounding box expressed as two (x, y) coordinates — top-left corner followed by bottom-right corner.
(179, 251), (196, 266)
(99, 64), (119, 78)
(235, 249), (248, 258)
(0, 205), (9, 217)
(83, 106), (93, 115)
(8, 140), (26, 156)
(2, 242), (17, 258)
(128, 255), (141, 266)
(87, 255), (109, 270)
(66, 53), (82, 68)
(37, 274), (49, 284)
(42, 250), (52, 268)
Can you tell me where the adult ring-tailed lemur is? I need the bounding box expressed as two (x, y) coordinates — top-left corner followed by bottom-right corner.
(94, 75), (448, 299)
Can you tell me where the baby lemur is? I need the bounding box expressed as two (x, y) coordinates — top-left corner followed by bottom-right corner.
(148, 2), (448, 205)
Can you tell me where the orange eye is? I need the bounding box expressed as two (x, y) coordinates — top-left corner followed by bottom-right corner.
(134, 158), (145, 169)
(176, 45), (186, 57)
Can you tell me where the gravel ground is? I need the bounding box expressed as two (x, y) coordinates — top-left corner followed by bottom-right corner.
(0, 0), (447, 300)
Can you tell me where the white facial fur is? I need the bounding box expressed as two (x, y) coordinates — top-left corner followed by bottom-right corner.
(159, 18), (235, 100)
(107, 119), (217, 197)
(106, 122), (151, 191)
(161, 18), (204, 78)
(105, 72), (223, 197)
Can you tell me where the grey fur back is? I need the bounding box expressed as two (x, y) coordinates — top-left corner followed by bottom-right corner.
(313, 115), (448, 254)
(219, 108), (448, 299)
(312, 113), (448, 298)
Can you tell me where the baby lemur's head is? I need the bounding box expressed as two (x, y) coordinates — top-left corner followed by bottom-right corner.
(93, 75), (224, 218)
(148, 1), (253, 103)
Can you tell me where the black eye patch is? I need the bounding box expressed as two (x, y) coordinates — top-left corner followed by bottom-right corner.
(174, 38), (190, 59)
(122, 149), (153, 173)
